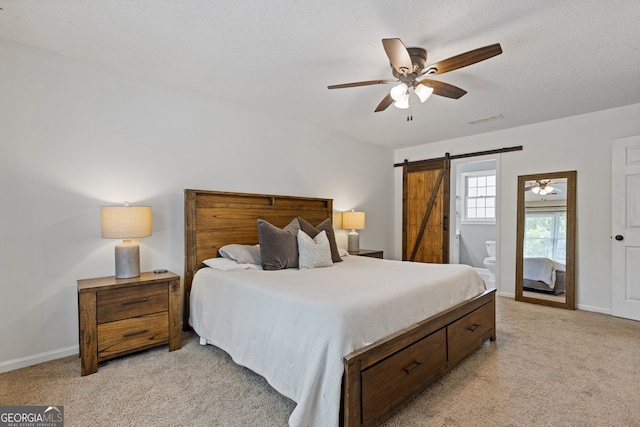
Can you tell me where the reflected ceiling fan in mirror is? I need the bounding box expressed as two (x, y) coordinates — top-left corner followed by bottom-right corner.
(327, 38), (502, 116)
(525, 179), (564, 196)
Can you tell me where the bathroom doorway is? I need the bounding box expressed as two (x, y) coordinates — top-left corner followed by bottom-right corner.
(450, 155), (499, 290)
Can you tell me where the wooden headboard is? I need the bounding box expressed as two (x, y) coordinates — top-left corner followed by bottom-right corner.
(183, 189), (333, 329)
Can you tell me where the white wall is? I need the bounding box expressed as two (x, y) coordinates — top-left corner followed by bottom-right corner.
(394, 103), (640, 313)
(0, 39), (394, 371)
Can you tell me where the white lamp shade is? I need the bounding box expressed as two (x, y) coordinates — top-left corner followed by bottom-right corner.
(415, 83), (434, 102)
(101, 206), (152, 239)
(390, 83), (408, 102)
(394, 96), (409, 109)
(342, 211), (365, 230)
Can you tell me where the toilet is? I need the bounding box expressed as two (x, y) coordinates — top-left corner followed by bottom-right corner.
(483, 240), (497, 287)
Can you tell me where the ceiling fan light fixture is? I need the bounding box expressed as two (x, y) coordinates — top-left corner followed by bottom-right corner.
(415, 83), (433, 103)
(531, 187), (541, 195)
(390, 83), (408, 102)
(539, 186), (554, 195)
(394, 96), (409, 109)
(328, 39), (502, 115)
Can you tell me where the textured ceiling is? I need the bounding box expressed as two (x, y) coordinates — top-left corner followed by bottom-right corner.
(1, 0), (639, 148)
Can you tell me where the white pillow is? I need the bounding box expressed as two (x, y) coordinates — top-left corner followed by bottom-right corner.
(218, 244), (262, 265)
(297, 230), (333, 269)
(203, 257), (261, 271)
(338, 248), (350, 257)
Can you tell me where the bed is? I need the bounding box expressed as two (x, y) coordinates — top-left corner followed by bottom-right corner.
(184, 189), (496, 427)
(523, 257), (566, 295)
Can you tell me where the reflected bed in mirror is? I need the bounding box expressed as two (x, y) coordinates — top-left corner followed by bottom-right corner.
(516, 171), (576, 309)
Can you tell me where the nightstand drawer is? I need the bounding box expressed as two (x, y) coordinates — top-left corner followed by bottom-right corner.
(97, 283), (168, 323)
(97, 311), (169, 361)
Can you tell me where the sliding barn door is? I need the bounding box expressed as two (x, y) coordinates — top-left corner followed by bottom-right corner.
(403, 158), (450, 263)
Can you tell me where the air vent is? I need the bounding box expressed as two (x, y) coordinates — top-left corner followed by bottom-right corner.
(469, 114), (504, 125)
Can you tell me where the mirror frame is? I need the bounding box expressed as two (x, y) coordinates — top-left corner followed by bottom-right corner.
(515, 170), (576, 309)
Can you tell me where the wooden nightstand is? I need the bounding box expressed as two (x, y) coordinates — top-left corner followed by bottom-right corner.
(350, 249), (383, 259)
(77, 271), (181, 376)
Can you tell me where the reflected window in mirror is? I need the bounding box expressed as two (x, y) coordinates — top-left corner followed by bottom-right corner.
(524, 207), (566, 263)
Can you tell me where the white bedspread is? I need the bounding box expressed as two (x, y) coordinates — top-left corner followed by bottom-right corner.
(189, 256), (486, 427)
(523, 257), (566, 288)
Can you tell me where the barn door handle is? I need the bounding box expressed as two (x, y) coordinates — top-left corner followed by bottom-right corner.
(443, 215), (448, 231)
(615, 235), (624, 241)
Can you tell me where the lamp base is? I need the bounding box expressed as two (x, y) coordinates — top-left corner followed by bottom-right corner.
(347, 230), (360, 254)
(115, 239), (140, 279)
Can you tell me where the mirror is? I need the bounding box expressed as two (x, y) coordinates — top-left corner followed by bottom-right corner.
(516, 170), (576, 309)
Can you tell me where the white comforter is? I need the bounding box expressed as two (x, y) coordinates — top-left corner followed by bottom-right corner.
(189, 256), (486, 427)
(523, 257), (566, 288)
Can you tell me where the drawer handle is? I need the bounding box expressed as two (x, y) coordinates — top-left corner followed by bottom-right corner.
(123, 329), (149, 338)
(467, 323), (481, 332)
(403, 361), (423, 375)
(122, 298), (148, 305)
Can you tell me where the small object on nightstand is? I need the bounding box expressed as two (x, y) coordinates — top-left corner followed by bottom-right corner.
(153, 269), (168, 274)
(350, 249), (383, 259)
(77, 271), (181, 376)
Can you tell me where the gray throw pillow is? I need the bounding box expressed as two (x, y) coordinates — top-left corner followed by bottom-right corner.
(298, 217), (342, 263)
(218, 244), (262, 265)
(257, 218), (300, 270)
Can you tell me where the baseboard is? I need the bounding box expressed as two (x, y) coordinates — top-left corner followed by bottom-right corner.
(0, 345), (79, 374)
(497, 291), (515, 298)
(497, 293), (612, 315)
(575, 304), (612, 315)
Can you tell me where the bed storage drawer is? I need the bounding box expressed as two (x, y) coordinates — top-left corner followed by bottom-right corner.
(97, 283), (168, 323)
(361, 328), (447, 424)
(447, 301), (494, 365)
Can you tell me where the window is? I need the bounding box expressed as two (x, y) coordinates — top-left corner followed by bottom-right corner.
(523, 210), (566, 263)
(462, 170), (496, 224)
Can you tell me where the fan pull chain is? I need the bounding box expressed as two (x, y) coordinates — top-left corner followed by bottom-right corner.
(406, 105), (413, 122)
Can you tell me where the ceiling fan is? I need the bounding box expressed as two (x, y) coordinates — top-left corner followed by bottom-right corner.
(328, 38), (502, 113)
(525, 179), (563, 196)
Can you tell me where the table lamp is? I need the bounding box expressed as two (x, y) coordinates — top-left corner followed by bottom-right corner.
(101, 203), (152, 279)
(342, 210), (365, 254)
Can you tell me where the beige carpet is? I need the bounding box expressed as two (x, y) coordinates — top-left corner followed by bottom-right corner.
(1, 297), (639, 427)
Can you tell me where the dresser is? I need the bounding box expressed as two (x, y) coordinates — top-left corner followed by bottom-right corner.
(77, 271), (181, 376)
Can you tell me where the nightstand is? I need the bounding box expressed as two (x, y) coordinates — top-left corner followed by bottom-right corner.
(77, 271), (181, 376)
(350, 249), (383, 259)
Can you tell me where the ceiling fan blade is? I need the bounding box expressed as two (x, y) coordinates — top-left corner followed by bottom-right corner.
(382, 38), (413, 76)
(327, 79), (392, 89)
(426, 43), (502, 75)
(418, 79), (467, 99)
(374, 93), (394, 112)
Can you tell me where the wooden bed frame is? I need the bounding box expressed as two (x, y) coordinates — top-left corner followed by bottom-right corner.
(184, 189), (496, 427)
